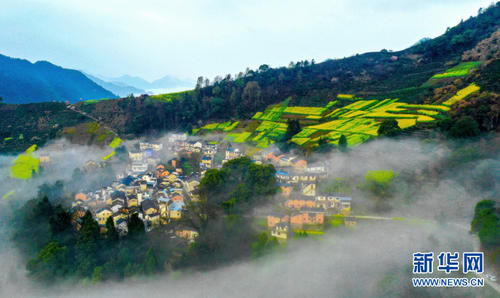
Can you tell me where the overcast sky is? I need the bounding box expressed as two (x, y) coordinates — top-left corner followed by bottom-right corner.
(0, 0), (493, 81)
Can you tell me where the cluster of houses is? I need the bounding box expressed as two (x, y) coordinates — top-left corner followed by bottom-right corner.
(166, 134), (240, 173)
(70, 136), (223, 242)
(67, 135), (355, 244)
(261, 151), (354, 241)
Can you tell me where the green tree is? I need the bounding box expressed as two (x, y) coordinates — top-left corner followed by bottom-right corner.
(75, 211), (100, 277)
(364, 170), (396, 211)
(186, 123), (193, 135)
(105, 216), (119, 243)
(241, 81), (262, 112)
(321, 178), (351, 195)
(123, 263), (135, 278)
(471, 200), (500, 248)
(49, 205), (72, 235)
(92, 266), (103, 283)
(338, 134), (347, 150)
(144, 247), (159, 274)
(251, 232), (279, 259)
(284, 119), (301, 141)
(128, 213), (145, 239)
(449, 116), (480, 138)
(26, 241), (68, 281)
(378, 119), (402, 137)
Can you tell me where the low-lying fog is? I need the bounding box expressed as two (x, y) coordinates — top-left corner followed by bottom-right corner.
(0, 134), (498, 297)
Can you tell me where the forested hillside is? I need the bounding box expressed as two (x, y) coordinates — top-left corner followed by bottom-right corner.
(0, 3), (499, 153)
(78, 3), (500, 134)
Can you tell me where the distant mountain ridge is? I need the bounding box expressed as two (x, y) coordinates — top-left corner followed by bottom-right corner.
(0, 54), (116, 104)
(84, 73), (146, 97)
(107, 74), (194, 91)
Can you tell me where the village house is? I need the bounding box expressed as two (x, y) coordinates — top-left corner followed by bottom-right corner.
(171, 194), (184, 203)
(168, 201), (184, 219)
(315, 195), (338, 209)
(224, 148), (241, 162)
(301, 183), (317, 197)
(71, 207), (87, 230)
(131, 162), (148, 173)
(306, 166), (327, 178)
(140, 142), (163, 152)
(290, 211), (324, 228)
(144, 212), (160, 227)
(115, 218), (128, 236)
(271, 223), (289, 240)
(292, 159), (307, 170)
(72, 192), (88, 208)
(95, 208), (113, 225)
(110, 203), (124, 214)
(127, 195), (139, 207)
(183, 140), (202, 153)
(279, 183), (292, 197)
(279, 155), (297, 167)
(39, 155), (51, 163)
(184, 180), (200, 201)
(141, 199), (158, 216)
(202, 141), (218, 156)
(299, 173), (318, 183)
(200, 156), (213, 169)
(175, 227), (199, 241)
(128, 206), (139, 216)
(266, 151), (283, 164)
(276, 170), (290, 183)
(128, 151), (144, 162)
(139, 181), (147, 192)
(315, 196), (352, 214)
(168, 133), (187, 144)
(285, 197), (317, 209)
(339, 197), (352, 215)
(113, 210), (128, 224)
(156, 164), (170, 178)
(158, 198), (170, 219)
(267, 213), (289, 228)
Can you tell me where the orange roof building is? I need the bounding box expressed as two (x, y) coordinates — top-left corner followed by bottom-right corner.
(75, 193), (87, 202)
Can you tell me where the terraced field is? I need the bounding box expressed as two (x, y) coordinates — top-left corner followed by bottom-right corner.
(442, 83), (480, 106)
(431, 61), (481, 79)
(286, 98), (454, 146)
(10, 144), (40, 179)
(199, 121), (240, 132)
(149, 90), (192, 102)
(193, 70), (480, 149)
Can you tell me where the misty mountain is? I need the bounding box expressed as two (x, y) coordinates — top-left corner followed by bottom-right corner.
(110, 74), (194, 91)
(0, 54), (116, 104)
(84, 73), (146, 97)
(150, 75), (194, 89)
(110, 75), (151, 90)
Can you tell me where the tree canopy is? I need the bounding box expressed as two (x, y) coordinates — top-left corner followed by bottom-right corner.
(377, 119), (402, 137)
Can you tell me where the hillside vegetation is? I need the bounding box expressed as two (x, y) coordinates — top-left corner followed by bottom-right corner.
(0, 3), (499, 153)
(77, 3), (500, 136)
